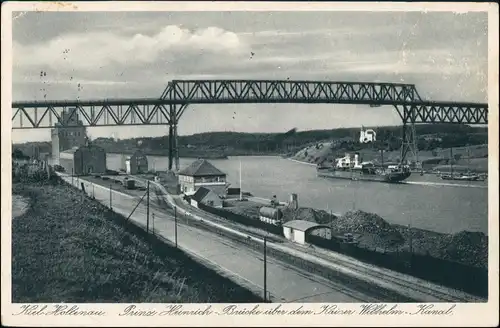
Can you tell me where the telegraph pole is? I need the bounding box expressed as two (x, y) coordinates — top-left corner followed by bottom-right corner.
(263, 236), (267, 302)
(408, 221), (413, 255)
(174, 206), (178, 248)
(146, 180), (150, 234)
(109, 184), (112, 209)
(152, 213), (155, 236)
(408, 219), (413, 269)
(330, 210), (334, 238)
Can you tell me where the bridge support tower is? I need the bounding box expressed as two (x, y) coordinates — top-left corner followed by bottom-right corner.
(167, 104), (188, 172)
(397, 105), (419, 167)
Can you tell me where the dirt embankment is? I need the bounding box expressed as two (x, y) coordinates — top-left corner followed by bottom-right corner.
(11, 178), (260, 303)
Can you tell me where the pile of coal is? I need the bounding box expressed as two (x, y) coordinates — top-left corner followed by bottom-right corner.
(282, 207), (337, 225)
(332, 210), (405, 248)
(439, 231), (488, 268)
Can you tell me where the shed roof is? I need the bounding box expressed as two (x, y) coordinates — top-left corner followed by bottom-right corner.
(282, 220), (329, 232)
(178, 159), (226, 177)
(191, 187), (212, 202)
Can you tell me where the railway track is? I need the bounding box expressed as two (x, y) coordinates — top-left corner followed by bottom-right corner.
(298, 245), (484, 302)
(138, 177), (485, 302)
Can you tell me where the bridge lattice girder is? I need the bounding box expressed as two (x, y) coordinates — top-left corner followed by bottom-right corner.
(11, 80), (488, 129)
(396, 102), (488, 125)
(11, 100), (174, 129)
(162, 80), (418, 105)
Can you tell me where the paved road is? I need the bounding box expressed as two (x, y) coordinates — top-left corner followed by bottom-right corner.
(65, 175), (390, 303)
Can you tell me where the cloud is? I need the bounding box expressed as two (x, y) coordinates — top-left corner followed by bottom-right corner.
(14, 25), (248, 71)
(12, 12), (488, 105)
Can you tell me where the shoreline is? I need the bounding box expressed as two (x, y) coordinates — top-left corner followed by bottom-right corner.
(288, 157), (488, 189)
(106, 152), (229, 160)
(286, 157), (317, 166)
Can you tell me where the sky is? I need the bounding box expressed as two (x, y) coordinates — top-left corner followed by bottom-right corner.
(11, 11), (488, 143)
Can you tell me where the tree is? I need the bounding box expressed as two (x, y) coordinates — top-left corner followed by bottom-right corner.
(12, 148), (27, 160)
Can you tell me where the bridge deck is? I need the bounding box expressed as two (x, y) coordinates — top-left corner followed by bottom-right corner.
(11, 79), (488, 128)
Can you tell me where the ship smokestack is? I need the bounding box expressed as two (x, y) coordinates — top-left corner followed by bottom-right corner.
(289, 193), (298, 210)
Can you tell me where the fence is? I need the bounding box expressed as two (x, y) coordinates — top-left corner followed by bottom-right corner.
(307, 234), (488, 297)
(197, 203), (284, 236)
(53, 173), (264, 302)
(198, 201), (487, 297)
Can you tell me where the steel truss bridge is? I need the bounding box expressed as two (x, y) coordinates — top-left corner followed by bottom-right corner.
(12, 79), (488, 171)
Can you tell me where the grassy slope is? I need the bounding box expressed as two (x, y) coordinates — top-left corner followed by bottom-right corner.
(11, 180), (261, 303)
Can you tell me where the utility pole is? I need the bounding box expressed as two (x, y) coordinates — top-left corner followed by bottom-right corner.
(408, 220), (413, 268)
(71, 168), (74, 185)
(263, 236), (267, 302)
(46, 159), (50, 180)
(330, 210), (334, 239)
(409, 223), (413, 254)
(152, 213), (155, 236)
(146, 180), (150, 234)
(174, 206), (178, 248)
(109, 184), (112, 209)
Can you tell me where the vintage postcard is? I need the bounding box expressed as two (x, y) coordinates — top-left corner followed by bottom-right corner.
(1, 1), (499, 327)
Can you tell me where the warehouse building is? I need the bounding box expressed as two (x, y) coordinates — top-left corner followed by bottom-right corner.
(178, 159), (227, 196)
(51, 108), (87, 165)
(282, 220), (331, 245)
(190, 187), (223, 208)
(59, 145), (107, 176)
(125, 150), (149, 174)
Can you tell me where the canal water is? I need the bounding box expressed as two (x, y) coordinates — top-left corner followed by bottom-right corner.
(107, 154), (488, 235)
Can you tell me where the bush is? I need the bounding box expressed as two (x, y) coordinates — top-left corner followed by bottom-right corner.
(12, 164), (56, 184)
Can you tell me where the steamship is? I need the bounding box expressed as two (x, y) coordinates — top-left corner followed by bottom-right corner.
(317, 153), (411, 183)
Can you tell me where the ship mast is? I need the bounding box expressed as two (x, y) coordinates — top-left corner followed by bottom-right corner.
(467, 145), (471, 173)
(450, 147), (454, 176)
(239, 158), (243, 201)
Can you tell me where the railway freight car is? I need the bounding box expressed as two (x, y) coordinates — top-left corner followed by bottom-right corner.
(259, 206), (283, 226)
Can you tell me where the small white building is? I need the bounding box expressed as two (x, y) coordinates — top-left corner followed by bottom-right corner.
(360, 127), (377, 143)
(282, 220), (331, 245)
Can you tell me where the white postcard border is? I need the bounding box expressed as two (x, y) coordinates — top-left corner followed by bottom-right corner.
(1, 2), (498, 327)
